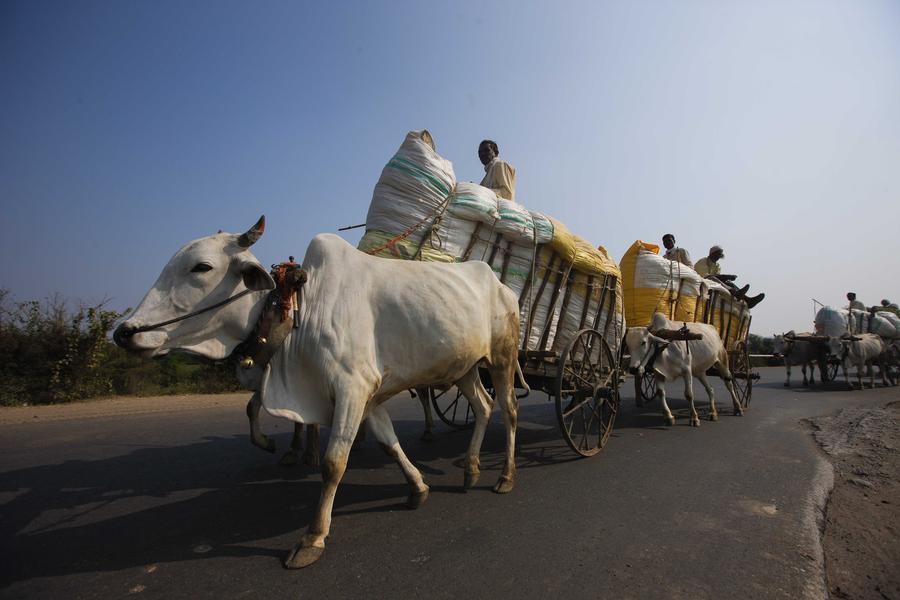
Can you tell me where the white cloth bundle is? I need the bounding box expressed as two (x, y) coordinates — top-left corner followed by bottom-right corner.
(365, 130), (456, 245)
(446, 182), (499, 224)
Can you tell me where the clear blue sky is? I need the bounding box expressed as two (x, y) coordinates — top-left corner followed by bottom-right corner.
(2, 0), (899, 335)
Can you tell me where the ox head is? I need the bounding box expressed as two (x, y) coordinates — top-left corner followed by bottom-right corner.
(772, 331), (794, 359)
(624, 327), (670, 376)
(113, 216), (276, 360)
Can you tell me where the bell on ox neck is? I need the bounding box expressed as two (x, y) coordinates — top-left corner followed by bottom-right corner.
(240, 357), (255, 369)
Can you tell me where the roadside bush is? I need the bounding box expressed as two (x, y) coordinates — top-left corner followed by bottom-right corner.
(0, 289), (240, 406)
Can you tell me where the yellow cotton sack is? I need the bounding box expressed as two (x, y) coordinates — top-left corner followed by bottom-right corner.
(620, 240), (705, 328)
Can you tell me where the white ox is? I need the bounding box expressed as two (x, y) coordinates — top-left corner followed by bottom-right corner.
(772, 331), (820, 387)
(114, 218), (524, 569)
(827, 333), (895, 390)
(625, 313), (743, 426)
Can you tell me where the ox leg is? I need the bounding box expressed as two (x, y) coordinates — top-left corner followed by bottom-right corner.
(808, 362), (815, 384)
(246, 392), (276, 454)
(488, 364), (518, 494)
(414, 387), (435, 442)
(684, 372), (700, 427)
(284, 395), (366, 570)
(455, 367), (493, 490)
(302, 425), (321, 468)
(841, 360), (852, 390)
(277, 424), (306, 466)
(697, 372), (717, 422)
(784, 361), (791, 387)
(655, 376), (675, 426)
(367, 404), (430, 508)
(716, 358), (743, 416)
(801, 363), (809, 386)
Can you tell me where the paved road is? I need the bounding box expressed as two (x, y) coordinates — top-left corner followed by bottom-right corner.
(0, 368), (894, 599)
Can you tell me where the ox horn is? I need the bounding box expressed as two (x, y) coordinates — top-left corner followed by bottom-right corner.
(238, 215), (266, 248)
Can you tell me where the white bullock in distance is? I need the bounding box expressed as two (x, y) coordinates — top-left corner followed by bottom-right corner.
(772, 331), (820, 387)
(625, 313), (743, 426)
(827, 333), (895, 390)
(114, 217), (525, 569)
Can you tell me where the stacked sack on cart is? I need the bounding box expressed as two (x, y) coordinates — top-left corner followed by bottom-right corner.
(815, 306), (900, 340)
(358, 130), (625, 355)
(619, 241), (751, 349)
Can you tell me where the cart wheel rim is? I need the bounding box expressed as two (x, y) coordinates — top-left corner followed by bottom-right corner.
(429, 386), (475, 430)
(555, 329), (620, 457)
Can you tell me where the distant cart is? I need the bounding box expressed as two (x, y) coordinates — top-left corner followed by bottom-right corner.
(633, 284), (757, 410)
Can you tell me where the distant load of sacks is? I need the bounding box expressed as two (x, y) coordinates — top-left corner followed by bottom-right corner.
(815, 306), (900, 339)
(358, 130), (623, 353)
(619, 241), (749, 346)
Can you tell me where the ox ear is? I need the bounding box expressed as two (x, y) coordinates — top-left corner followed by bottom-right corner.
(237, 215), (266, 248)
(240, 261), (275, 291)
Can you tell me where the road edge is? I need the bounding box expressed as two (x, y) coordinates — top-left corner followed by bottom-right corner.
(801, 420), (836, 600)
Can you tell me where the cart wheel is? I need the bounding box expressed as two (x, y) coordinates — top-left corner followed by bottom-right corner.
(429, 386), (474, 430)
(555, 329), (620, 457)
(729, 341), (753, 409)
(634, 369), (658, 407)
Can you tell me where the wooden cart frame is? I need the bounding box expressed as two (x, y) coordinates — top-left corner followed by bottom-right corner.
(422, 225), (623, 458)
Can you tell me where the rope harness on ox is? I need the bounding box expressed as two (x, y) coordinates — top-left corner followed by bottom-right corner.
(234, 260), (308, 371)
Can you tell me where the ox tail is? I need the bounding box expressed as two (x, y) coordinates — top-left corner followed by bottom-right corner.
(515, 359), (531, 399)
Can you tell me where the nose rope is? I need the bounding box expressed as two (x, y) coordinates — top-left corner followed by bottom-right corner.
(121, 288), (259, 336)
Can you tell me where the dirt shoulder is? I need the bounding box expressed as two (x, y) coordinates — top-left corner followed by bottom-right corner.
(809, 400), (900, 600)
(0, 392), (251, 425)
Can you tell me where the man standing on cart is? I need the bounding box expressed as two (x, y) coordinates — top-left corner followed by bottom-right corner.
(479, 139), (516, 201)
(694, 245), (765, 309)
(662, 233), (692, 267)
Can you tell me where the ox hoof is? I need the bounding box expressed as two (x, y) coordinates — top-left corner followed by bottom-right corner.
(420, 430), (434, 442)
(493, 477), (515, 494)
(690, 418), (700, 428)
(284, 545), (324, 569)
(734, 410), (744, 417)
(665, 416), (675, 426)
(253, 437), (276, 454)
(301, 452), (320, 469)
(709, 413), (719, 422)
(407, 487), (429, 509)
(463, 471), (480, 490)
(278, 450), (300, 467)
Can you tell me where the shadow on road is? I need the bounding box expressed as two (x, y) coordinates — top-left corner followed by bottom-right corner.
(0, 399), (587, 586)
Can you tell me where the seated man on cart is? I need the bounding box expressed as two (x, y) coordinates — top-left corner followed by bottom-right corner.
(694, 245), (765, 309)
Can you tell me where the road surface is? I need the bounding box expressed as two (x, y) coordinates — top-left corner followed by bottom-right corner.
(0, 368), (893, 599)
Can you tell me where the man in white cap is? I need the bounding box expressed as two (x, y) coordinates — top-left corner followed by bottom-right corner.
(695, 245), (765, 308)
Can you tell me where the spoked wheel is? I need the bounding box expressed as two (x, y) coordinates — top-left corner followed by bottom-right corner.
(634, 369), (658, 407)
(729, 341), (753, 409)
(555, 329), (620, 457)
(429, 386), (474, 430)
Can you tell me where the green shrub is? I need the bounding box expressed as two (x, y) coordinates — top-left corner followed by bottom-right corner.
(0, 289), (240, 405)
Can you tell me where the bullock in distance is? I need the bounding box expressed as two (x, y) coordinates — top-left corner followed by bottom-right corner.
(114, 217), (525, 569)
(826, 333), (896, 390)
(625, 313), (743, 427)
(772, 331), (819, 387)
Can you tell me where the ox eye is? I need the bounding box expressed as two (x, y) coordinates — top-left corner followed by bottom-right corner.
(191, 263), (213, 273)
